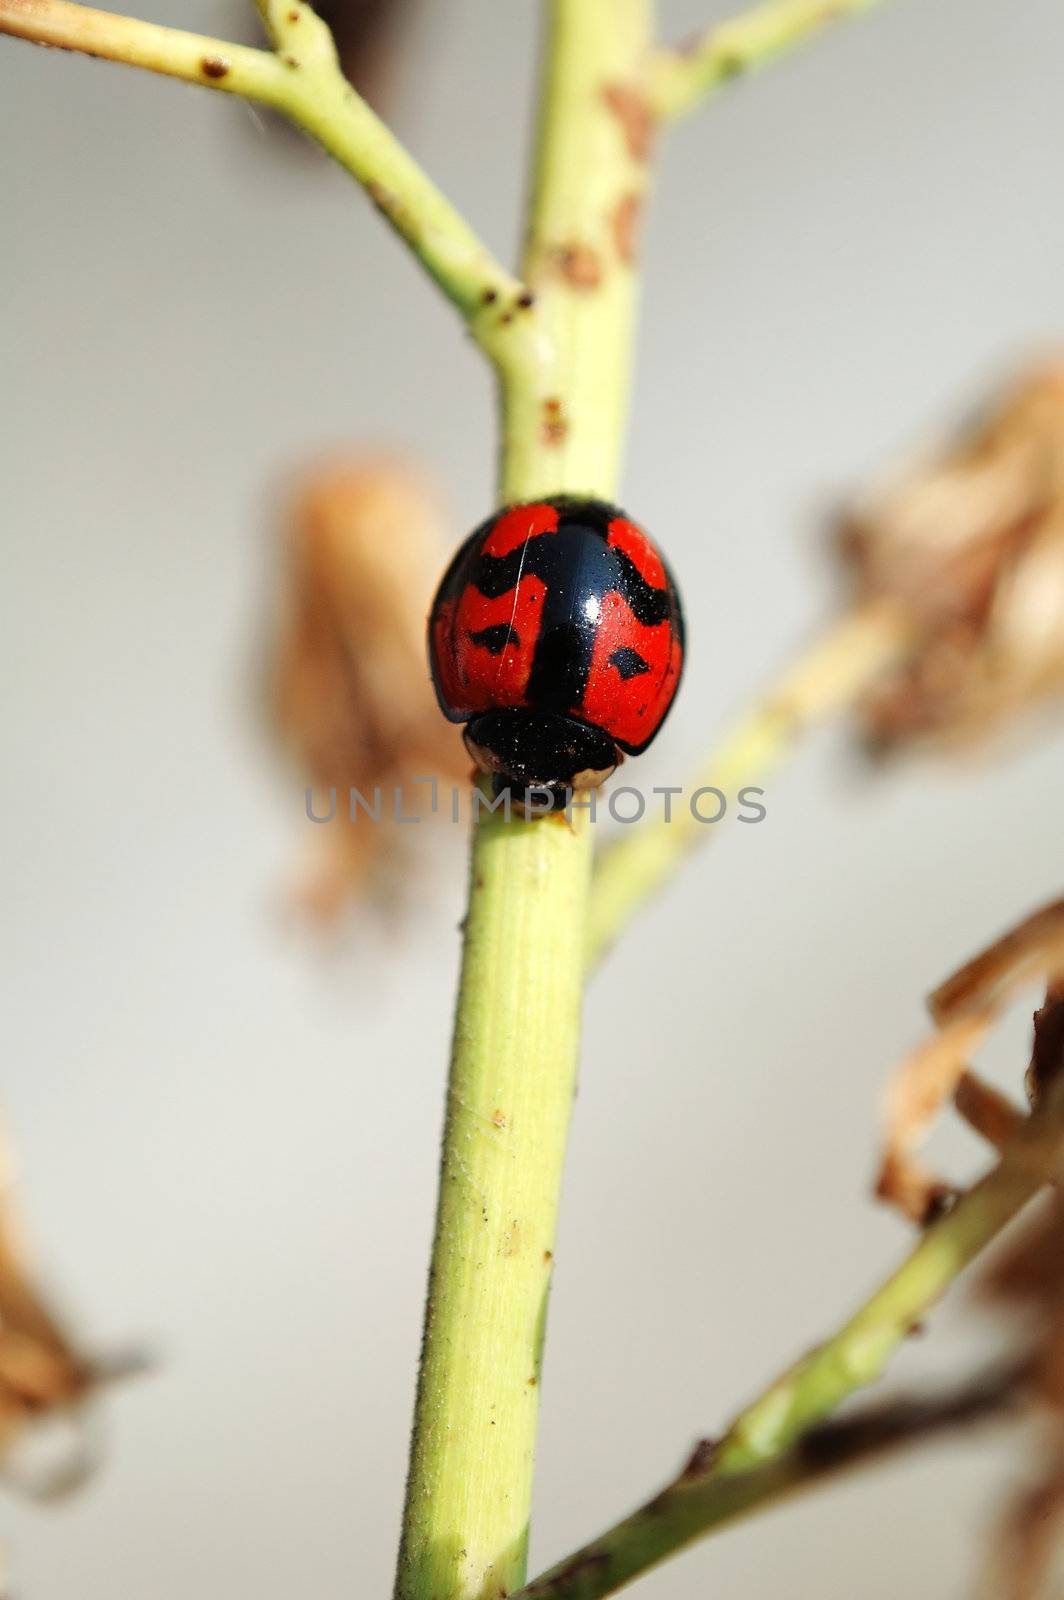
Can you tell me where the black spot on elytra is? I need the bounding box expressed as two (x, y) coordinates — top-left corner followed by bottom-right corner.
(429, 499), (685, 755)
(609, 646), (650, 680)
(463, 515), (673, 714)
(471, 531), (670, 626)
(469, 624), (519, 654)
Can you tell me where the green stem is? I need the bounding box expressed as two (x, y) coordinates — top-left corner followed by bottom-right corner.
(650, 0), (893, 122)
(517, 1363), (1024, 1600)
(3, 0), (923, 1592)
(394, 794), (593, 1600)
(499, 0), (653, 500)
(715, 1156), (1039, 1469)
(513, 1108), (1060, 1600)
(0, 0), (521, 330)
(395, 6), (653, 1598)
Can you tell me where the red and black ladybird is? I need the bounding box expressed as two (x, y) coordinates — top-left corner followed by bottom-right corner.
(428, 496), (684, 798)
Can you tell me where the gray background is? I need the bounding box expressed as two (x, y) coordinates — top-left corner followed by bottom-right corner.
(2, 0), (1063, 1593)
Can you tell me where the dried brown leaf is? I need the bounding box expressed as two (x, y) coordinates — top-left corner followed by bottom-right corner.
(0, 1126), (126, 1495)
(930, 901), (1064, 1026)
(980, 1196), (1064, 1312)
(271, 456), (468, 918)
(983, 1447), (1064, 1600)
(876, 1015), (989, 1224)
(978, 1208), (1064, 1597)
(877, 898), (1064, 1223)
(837, 359), (1064, 751)
(954, 1070), (1026, 1153)
(1028, 983), (1064, 1107)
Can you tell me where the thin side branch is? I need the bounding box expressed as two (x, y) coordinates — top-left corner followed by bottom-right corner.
(515, 1361), (1027, 1600)
(0, 0), (523, 337)
(514, 1089), (1064, 1600)
(586, 600), (913, 967)
(0, 0), (283, 89)
(651, 0), (892, 123)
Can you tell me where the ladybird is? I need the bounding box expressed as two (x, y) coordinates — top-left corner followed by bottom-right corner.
(428, 496), (684, 797)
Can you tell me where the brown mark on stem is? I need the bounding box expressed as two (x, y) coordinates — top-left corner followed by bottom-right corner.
(365, 179), (418, 244)
(200, 55), (230, 78)
(549, 243), (604, 289)
(602, 81), (656, 162)
(679, 1436), (719, 1478)
(611, 192), (643, 266)
(541, 397), (568, 447)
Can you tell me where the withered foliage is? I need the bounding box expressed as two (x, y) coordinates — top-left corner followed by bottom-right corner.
(977, 1002), (1064, 1600)
(839, 359), (1064, 750)
(1028, 982), (1064, 1107)
(870, 902), (1064, 1592)
(0, 1131), (100, 1498)
(876, 899), (1064, 1224)
(271, 457), (467, 918)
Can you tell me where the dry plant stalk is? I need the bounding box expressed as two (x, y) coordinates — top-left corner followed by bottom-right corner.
(590, 358), (1064, 969)
(841, 359), (1064, 751)
(272, 458), (466, 916)
(0, 1124), (99, 1494)
(876, 898), (1064, 1224)
(974, 990), (1064, 1600)
(980, 1202), (1064, 1599)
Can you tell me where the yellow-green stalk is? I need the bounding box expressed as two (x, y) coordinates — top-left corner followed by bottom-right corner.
(514, 1087), (1061, 1600)
(0, 5), (915, 1597)
(649, 0), (893, 122)
(395, 7), (653, 1597)
(0, 0), (522, 326)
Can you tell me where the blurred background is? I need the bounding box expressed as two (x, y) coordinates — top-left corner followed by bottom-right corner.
(3, 0), (1064, 1593)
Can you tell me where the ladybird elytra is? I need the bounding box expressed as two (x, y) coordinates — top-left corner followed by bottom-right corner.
(428, 496), (684, 799)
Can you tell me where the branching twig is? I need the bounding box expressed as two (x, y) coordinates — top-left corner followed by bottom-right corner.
(519, 900), (1064, 1599)
(515, 1360), (1028, 1600)
(0, 3), (948, 1597)
(586, 600), (913, 966)
(514, 1093), (1064, 1600)
(0, 0), (523, 335)
(651, 0), (893, 123)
